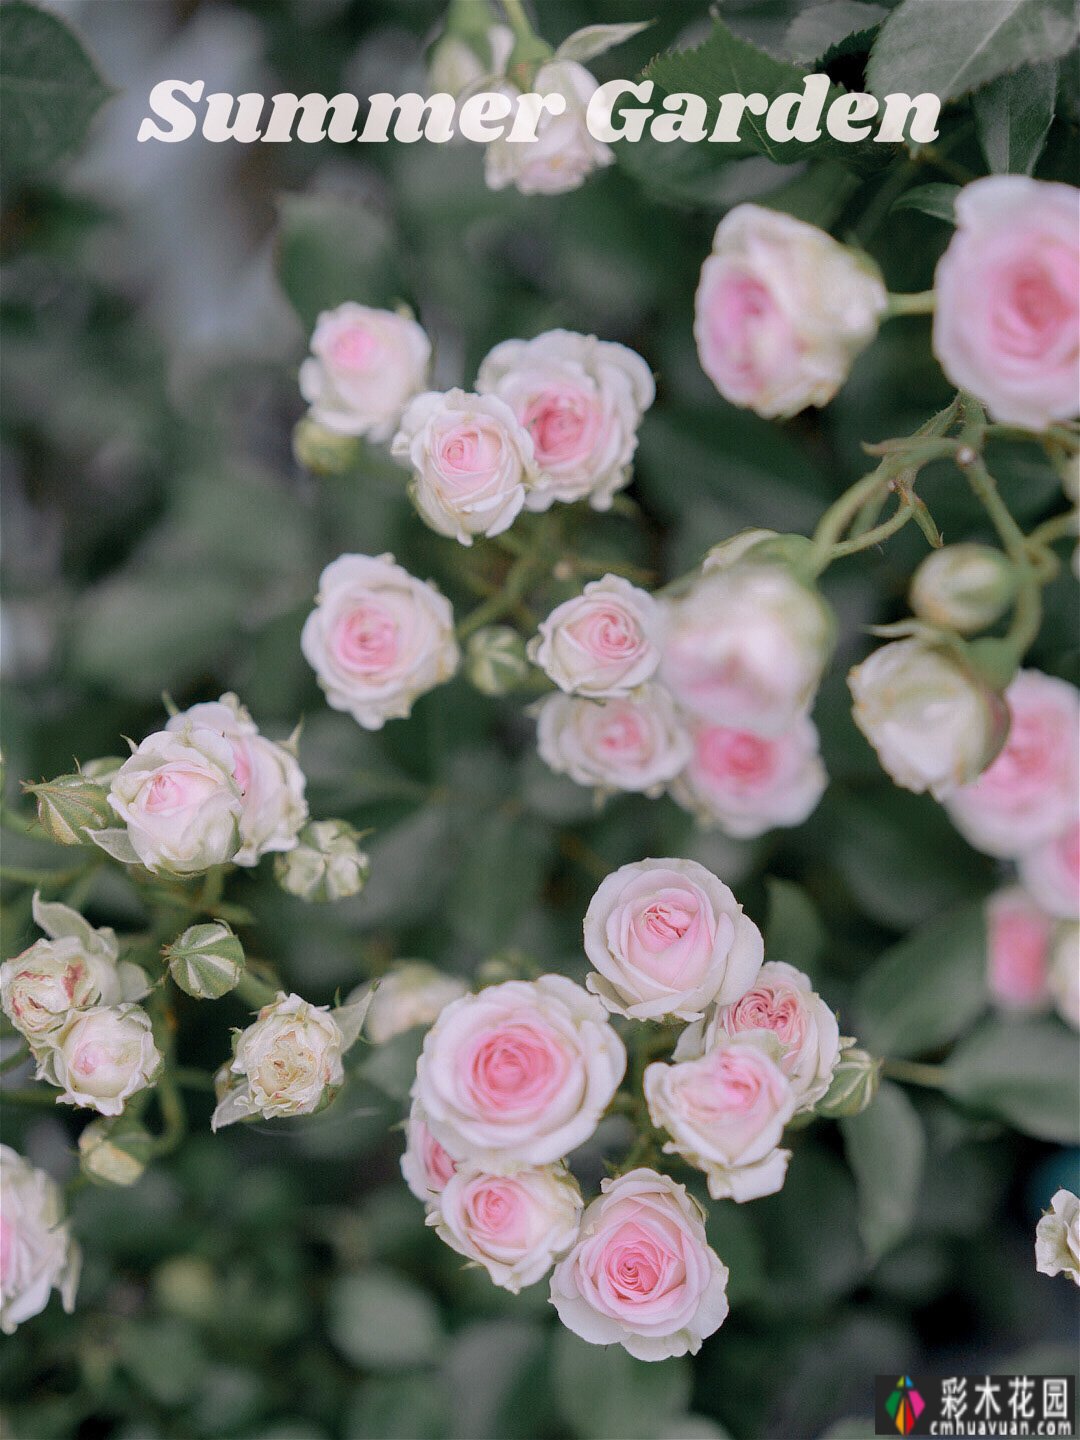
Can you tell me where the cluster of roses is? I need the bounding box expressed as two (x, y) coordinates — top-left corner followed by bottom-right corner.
(390, 855), (848, 1359)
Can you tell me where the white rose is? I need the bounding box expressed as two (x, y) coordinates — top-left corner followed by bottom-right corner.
(0, 1146), (81, 1334)
(534, 685), (691, 796)
(1018, 822), (1079, 921)
(1035, 1188), (1080, 1285)
(104, 727), (243, 874)
(1049, 923), (1079, 1031)
(391, 389), (535, 544)
(211, 992), (345, 1129)
(44, 1004), (162, 1116)
(645, 1032), (796, 1202)
(484, 63), (613, 198)
(583, 858), (763, 1023)
(413, 975), (626, 1172)
(356, 963), (469, 1044)
(660, 564), (835, 738)
(476, 329), (654, 510)
(299, 303), (431, 440)
(694, 204), (886, 418)
(400, 1100), (460, 1203)
(670, 715), (827, 838)
(706, 961), (841, 1111)
(529, 576), (663, 698)
(166, 694), (307, 866)
(849, 639), (1009, 800)
(1, 893), (147, 1051)
(301, 553), (460, 730)
(428, 1162), (582, 1293)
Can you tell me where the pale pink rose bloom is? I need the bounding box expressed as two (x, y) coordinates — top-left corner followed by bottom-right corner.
(985, 887), (1053, 1013)
(694, 205), (886, 419)
(428, 1163), (582, 1292)
(645, 1033), (795, 1202)
(43, 1004), (162, 1116)
(670, 716), (827, 838)
(400, 1101), (459, 1204)
(946, 671), (1079, 858)
(534, 685), (691, 795)
(0, 1146), (81, 1335)
(299, 303), (431, 440)
(707, 960), (841, 1111)
(477, 329), (654, 509)
(582, 858), (763, 1022)
(1018, 822), (1080, 921)
(529, 575), (663, 698)
(413, 976), (625, 1172)
(485, 64), (614, 198)
(933, 178), (1080, 431)
(549, 1168), (729, 1361)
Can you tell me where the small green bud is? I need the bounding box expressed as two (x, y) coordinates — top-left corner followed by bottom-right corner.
(164, 921), (245, 999)
(909, 544), (1015, 635)
(292, 414), (361, 476)
(26, 773), (113, 846)
(274, 820), (370, 902)
(465, 625), (531, 696)
(78, 1115), (155, 1187)
(815, 1047), (882, 1118)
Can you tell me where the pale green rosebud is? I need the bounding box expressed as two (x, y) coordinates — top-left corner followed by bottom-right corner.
(292, 414), (362, 476)
(465, 625), (531, 696)
(814, 1047), (882, 1117)
(274, 820), (369, 902)
(79, 756), (125, 787)
(909, 544), (1015, 635)
(164, 921), (245, 1000)
(26, 773), (113, 846)
(78, 1115), (155, 1187)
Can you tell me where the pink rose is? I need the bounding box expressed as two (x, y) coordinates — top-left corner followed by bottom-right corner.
(946, 670), (1079, 858)
(400, 1102), (459, 1203)
(412, 976), (626, 1171)
(582, 858), (763, 1022)
(549, 1168), (729, 1361)
(670, 716), (827, 838)
(933, 178), (1079, 431)
(529, 575), (663, 698)
(299, 303), (431, 440)
(986, 887), (1053, 1013)
(534, 686), (691, 795)
(1018, 822), (1080, 921)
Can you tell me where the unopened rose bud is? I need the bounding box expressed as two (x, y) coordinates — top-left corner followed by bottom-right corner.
(79, 757), (124, 786)
(291, 414), (361, 476)
(26, 773), (113, 846)
(909, 544), (1015, 635)
(814, 1047), (881, 1117)
(78, 1115), (155, 1187)
(274, 820), (369, 902)
(849, 638), (1009, 799)
(164, 921), (245, 1000)
(465, 625), (531, 696)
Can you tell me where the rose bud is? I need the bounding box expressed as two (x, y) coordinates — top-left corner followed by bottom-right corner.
(813, 1046), (881, 1118)
(529, 576), (663, 699)
(392, 388), (536, 545)
(933, 177), (1079, 432)
(849, 638), (1010, 800)
(1035, 1188), (1080, 1286)
(1019, 822), (1080, 921)
(660, 563), (835, 738)
(549, 1168), (729, 1361)
(694, 205), (886, 418)
(78, 1116), (155, 1188)
(485, 62), (614, 197)
(291, 414), (361, 476)
(428, 1163), (583, 1293)
(1049, 923), (1079, 1031)
(464, 625), (531, 696)
(909, 544), (1016, 635)
(945, 670), (1079, 857)
(985, 887), (1053, 1013)
(26, 772), (112, 847)
(534, 685), (691, 796)
(476, 329), (654, 510)
(400, 1100), (460, 1204)
(582, 858), (763, 1023)
(0, 1145), (81, 1334)
(164, 921), (245, 1001)
(44, 1004), (163, 1116)
(299, 303), (431, 441)
(301, 553), (460, 731)
(274, 819), (370, 903)
(413, 976), (625, 1172)
(354, 963), (468, 1045)
(211, 992), (345, 1130)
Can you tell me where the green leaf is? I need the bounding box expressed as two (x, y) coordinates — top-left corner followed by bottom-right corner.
(867, 0), (1077, 104)
(891, 182), (959, 222)
(972, 61), (1058, 174)
(764, 878), (826, 978)
(785, 2), (888, 65)
(841, 1081), (926, 1260)
(276, 194), (404, 332)
(552, 1328), (691, 1439)
(0, 1), (111, 179)
(854, 902), (988, 1058)
(944, 1017), (1080, 1142)
(327, 1268), (442, 1370)
(444, 810), (555, 953)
